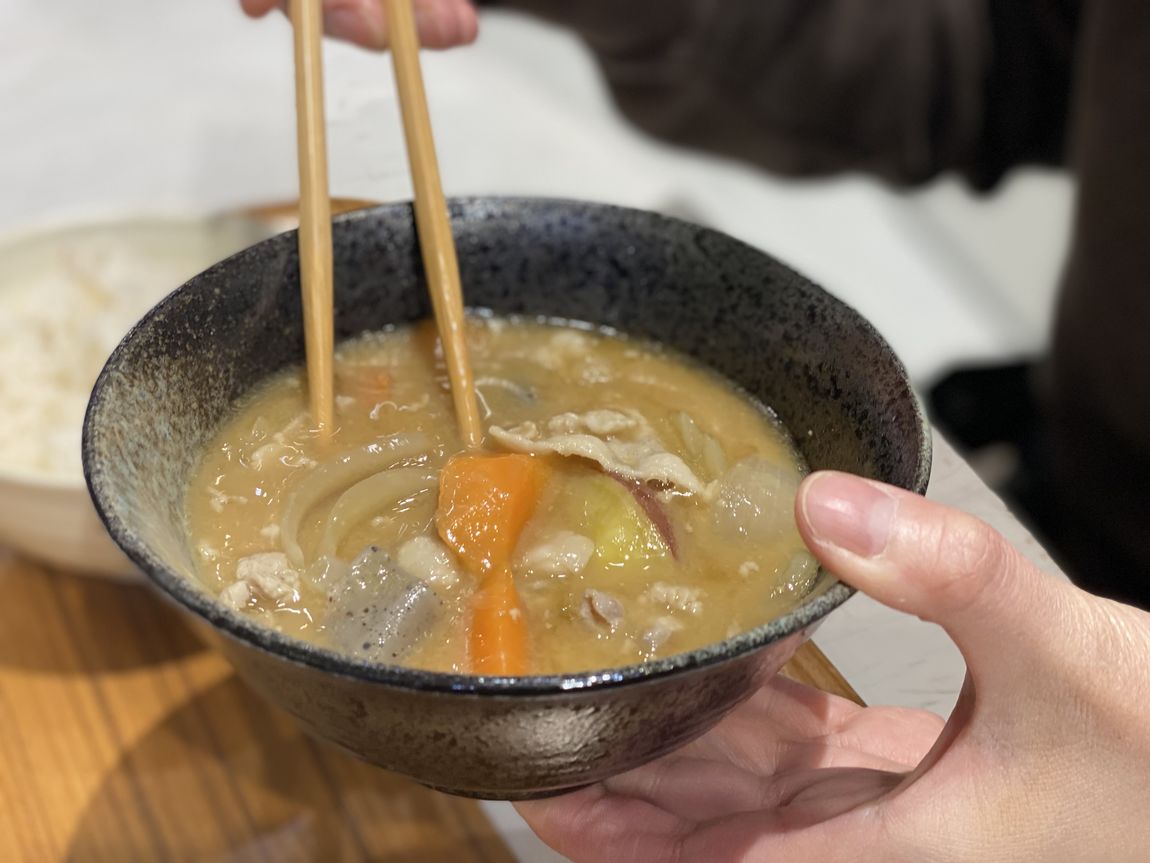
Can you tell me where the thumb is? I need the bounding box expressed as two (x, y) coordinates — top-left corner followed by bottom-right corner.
(794, 471), (1068, 667)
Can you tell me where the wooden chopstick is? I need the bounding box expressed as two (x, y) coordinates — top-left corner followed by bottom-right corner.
(291, 0), (335, 436)
(782, 641), (865, 706)
(382, 0), (484, 449)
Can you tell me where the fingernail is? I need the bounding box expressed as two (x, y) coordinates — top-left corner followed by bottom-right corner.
(801, 473), (896, 558)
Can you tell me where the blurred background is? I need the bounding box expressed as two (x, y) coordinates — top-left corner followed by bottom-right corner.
(1, 0), (1072, 396)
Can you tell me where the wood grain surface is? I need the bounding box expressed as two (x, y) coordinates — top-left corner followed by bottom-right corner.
(0, 553), (859, 862)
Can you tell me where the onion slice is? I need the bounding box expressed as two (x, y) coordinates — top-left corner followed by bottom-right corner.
(279, 434), (430, 565)
(316, 467), (437, 560)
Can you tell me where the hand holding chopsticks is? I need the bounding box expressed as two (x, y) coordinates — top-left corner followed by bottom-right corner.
(288, 0), (482, 446)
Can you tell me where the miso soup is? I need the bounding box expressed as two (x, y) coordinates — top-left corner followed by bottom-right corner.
(185, 317), (816, 675)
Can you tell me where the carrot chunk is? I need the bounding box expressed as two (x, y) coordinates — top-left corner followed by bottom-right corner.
(437, 453), (548, 675)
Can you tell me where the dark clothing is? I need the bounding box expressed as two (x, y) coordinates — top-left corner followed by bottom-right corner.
(1046, 1), (1150, 604)
(496, 0), (1148, 603)
(497, 0), (1077, 185)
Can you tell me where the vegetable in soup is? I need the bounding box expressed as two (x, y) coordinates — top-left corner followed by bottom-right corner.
(185, 317), (817, 675)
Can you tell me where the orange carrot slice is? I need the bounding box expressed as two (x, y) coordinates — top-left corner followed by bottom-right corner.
(468, 567), (527, 676)
(437, 453), (548, 675)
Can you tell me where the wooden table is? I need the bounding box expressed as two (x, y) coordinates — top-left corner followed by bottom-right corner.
(0, 553), (859, 862)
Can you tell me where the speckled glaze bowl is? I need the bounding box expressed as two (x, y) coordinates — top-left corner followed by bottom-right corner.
(83, 198), (930, 799)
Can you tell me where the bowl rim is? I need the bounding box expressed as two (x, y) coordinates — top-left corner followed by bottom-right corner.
(82, 195), (932, 696)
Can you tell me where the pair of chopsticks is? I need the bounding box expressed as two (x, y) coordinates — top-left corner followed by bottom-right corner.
(292, 0), (483, 447)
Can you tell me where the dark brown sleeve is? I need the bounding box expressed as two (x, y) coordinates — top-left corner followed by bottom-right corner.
(486, 0), (1078, 188)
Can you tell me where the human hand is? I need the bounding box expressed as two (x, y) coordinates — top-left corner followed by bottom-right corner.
(516, 472), (1150, 861)
(239, 0), (478, 50)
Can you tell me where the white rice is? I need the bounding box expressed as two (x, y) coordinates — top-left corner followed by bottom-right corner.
(0, 221), (253, 480)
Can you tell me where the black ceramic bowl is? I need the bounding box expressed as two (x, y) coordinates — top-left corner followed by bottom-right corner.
(83, 197), (930, 799)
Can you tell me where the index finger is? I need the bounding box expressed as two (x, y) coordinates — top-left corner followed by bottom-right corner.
(239, 0), (280, 16)
(238, 0), (479, 51)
